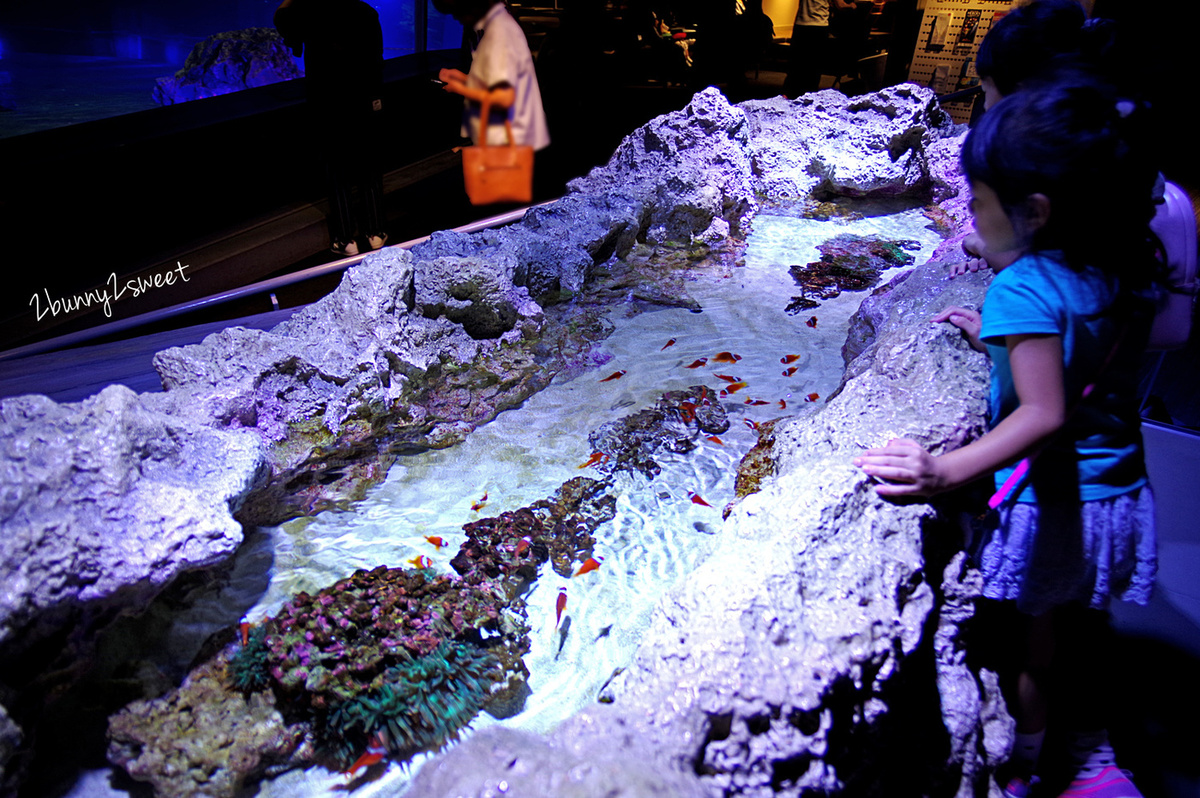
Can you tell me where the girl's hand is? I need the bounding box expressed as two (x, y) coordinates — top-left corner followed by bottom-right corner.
(853, 439), (947, 497)
(931, 306), (985, 352)
(948, 257), (987, 278)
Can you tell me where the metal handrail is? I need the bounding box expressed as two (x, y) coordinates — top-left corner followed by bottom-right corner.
(0, 202), (553, 363)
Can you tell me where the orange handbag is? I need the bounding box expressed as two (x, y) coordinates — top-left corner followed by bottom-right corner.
(461, 96), (534, 206)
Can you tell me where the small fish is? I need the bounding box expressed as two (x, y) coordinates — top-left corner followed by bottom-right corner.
(706, 435), (724, 445)
(574, 556), (604, 577)
(470, 491), (489, 511)
(781, 354), (801, 364)
(595, 624), (613, 641)
(578, 451), (608, 469)
(688, 491), (712, 507)
(661, 338), (677, 350)
(782, 366), (798, 377)
(744, 418), (761, 431)
(725, 381), (748, 394)
(778, 399), (787, 409)
(806, 316), (818, 328)
(600, 370), (627, 382)
(714, 374), (740, 383)
(424, 535), (446, 549)
(744, 399), (769, 406)
(515, 537), (531, 556)
(684, 358), (708, 369)
(239, 616), (251, 647)
(556, 587), (568, 628)
(346, 733), (388, 778)
(407, 555), (433, 569)
(556, 616), (571, 658)
(678, 401), (697, 423)
(712, 351), (742, 363)
(806, 392), (820, 402)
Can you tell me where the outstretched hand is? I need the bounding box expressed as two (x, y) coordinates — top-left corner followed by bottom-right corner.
(853, 438), (946, 497)
(931, 306), (985, 352)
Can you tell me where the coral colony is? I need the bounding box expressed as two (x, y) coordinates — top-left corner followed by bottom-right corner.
(227, 566), (505, 768)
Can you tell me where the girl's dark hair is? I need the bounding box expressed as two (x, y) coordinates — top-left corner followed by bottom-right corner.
(976, 0), (1116, 97)
(960, 76), (1161, 291)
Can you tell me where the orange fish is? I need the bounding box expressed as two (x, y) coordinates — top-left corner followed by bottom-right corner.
(805, 392), (820, 402)
(714, 374), (740, 383)
(574, 556), (604, 577)
(556, 587), (568, 628)
(515, 537), (531, 556)
(578, 451), (608, 469)
(780, 355), (801, 364)
(712, 351), (742, 363)
(744, 399), (769, 406)
(661, 338), (677, 350)
(600, 370), (627, 382)
(806, 316), (818, 328)
(346, 733), (388, 777)
(706, 435), (724, 445)
(239, 616), (251, 647)
(424, 535), (446, 549)
(470, 491), (489, 511)
(778, 399), (787, 409)
(725, 381), (748, 394)
(688, 491), (712, 507)
(685, 358), (708, 369)
(407, 555), (433, 569)
(744, 418), (761, 431)
(782, 367), (798, 377)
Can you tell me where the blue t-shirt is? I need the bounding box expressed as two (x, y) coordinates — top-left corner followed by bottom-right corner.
(979, 251), (1147, 503)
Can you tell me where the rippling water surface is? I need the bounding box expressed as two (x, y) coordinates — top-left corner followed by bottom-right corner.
(71, 201), (945, 798)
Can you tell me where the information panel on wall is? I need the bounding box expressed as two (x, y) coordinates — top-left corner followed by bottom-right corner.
(908, 0), (1014, 123)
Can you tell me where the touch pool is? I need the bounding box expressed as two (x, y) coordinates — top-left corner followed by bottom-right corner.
(68, 199), (945, 798)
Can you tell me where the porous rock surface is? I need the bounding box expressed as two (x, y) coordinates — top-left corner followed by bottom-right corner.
(153, 28), (301, 106)
(742, 84), (960, 201)
(107, 648), (306, 798)
(0, 384), (264, 656)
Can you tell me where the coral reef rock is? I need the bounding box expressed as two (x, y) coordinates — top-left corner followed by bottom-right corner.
(107, 648), (305, 798)
(568, 86), (759, 245)
(153, 28), (301, 106)
(0, 384), (263, 657)
(150, 246), (550, 523)
(786, 233), (921, 313)
(588, 385), (731, 478)
(742, 83), (959, 200)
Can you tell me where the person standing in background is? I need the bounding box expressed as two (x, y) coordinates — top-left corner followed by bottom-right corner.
(275, 0), (388, 257)
(434, 0), (550, 154)
(784, 0), (856, 97)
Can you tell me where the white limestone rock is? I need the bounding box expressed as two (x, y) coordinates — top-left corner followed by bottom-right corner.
(741, 84), (961, 200)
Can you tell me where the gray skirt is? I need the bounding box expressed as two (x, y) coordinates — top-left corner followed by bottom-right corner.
(974, 486), (1157, 616)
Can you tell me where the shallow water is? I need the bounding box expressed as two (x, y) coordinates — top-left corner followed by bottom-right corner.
(69, 201), (945, 798)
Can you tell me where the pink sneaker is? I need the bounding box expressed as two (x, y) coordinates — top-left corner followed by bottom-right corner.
(1057, 766), (1142, 797)
(1002, 775), (1038, 798)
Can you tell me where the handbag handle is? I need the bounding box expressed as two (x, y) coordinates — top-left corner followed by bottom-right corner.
(477, 95), (516, 150)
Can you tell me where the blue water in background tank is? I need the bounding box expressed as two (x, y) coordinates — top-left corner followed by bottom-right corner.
(0, 0), (462, 138)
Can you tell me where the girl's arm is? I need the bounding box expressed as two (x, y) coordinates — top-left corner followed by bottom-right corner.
(853, 333), (1066, 497)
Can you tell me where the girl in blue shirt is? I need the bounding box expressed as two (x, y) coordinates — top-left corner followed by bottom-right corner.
(855, 80), (1161, 797)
